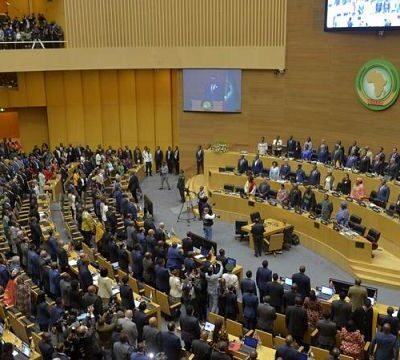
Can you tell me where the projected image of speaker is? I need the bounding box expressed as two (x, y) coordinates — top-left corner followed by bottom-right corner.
(183, 69), (242, 113)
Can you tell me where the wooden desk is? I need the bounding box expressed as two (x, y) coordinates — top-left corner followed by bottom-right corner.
(2, 329), (41, 360)
(211, 191), (378, 279)
(207, 169), (400, 256)
(204, 149), (400, 204)
(241, 218), (286, 250)
(228, 334), (276, 359)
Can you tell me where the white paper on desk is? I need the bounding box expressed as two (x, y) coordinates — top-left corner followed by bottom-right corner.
(112, 288), (120, 296)
(194, 254), (204, 259)
(134, 300), (140, 308)
(68, 259), (77, 266)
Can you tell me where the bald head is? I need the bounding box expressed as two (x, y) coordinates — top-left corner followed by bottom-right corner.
(383, 323), (391, 334)
(125, 309), (133, 319)
(148, 317), (157, 327)
(87, 285), (96, 294)
(249, 350), (258, 359)
(200, 330), (209, 341)
(285, 335), (293, 346)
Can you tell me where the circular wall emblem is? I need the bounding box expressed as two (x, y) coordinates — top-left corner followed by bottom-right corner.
(356, 59), (400, 111)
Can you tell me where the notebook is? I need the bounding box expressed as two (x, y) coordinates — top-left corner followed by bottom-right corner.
(204, 322), (215, 332)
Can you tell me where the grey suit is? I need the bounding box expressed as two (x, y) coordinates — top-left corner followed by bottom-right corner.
(331, 299), (352, 329)
(142, 325), (160, 354)
(118, 317), (138, 346)
(113, 341), (134, 360)
(256, 302), (276, 333)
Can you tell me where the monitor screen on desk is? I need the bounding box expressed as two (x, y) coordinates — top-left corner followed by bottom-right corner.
(21, 342), (31, 357)
(329, 278), (378, 299)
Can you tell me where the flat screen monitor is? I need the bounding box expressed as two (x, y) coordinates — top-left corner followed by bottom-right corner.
(285, 277), (293, 286)
(183, 69), (242, 112)
(325, 0), (400, 31)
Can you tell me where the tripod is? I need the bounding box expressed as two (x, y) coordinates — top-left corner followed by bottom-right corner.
(177, 190), (197, 225)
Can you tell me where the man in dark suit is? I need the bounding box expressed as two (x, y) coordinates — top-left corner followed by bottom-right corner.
(331, 291), (352, 329)
(243, 284), (259, 330)
(291, 265), (311, 299)
(257, 295), (276, 333)
(158, 322), (182, 360)
(154, 146), (163, 173)
(182, 232), (193, 255)
(128, 171), (141, 203)
(256, 260), (272, 302)
(120, 275), (134, 310)
(316, 312), (337, 350)
(285, 297), (308, 345)
(154, 258), (170, 294)
(378, 306), (399, 336)
(133, 301), (148, 342)
(252, 154), (264, 176)
(275, 335), (298, 360)
(369, 323), (398, 360)
(38, 332), (55, 360)
(353, 298), (373, 341)
(166, 146), (174, 173)
(30, 216), (43, 248)
(210, 341), (231, 360)
(78, 258), (93, 292)
(196, 145), (204, 174)
(240, 270), (256, 295)
(251, 218), (264, 258)
(180, 305), (201, 350)
(237, 155), (249, 174)
(174, 146), (180, 174)
(265, 273), (284, 313)
(287, 136), (296, 158)
(191, 330), (212, 360)
(308, 165), (321, 186)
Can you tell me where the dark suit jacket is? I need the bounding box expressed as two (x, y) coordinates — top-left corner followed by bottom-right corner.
(275, 344), (298, 360)
(256, 267), (272, 291)
(265, 281), (284, 308)
(243, 292), (259, 319)
(133, 309), (148, 342)
(155, 150), (164, 163)
(191, 339), (211, 360)
(370, 331), (398, 360)
(210, 350), (231, 360)
(317, 319), (337, 347)
(240, 278), (256, 295)
(251, 223), (264, 241)
(196, 150), (204, 163)
(285, 304), (308, 337)
(79, 265), (93, 292)
(237, 158), (249, 174)
(120, 283), (134, 309)
(158, 331), (182, 360)
(291, 272), (311, 299)
(378, 314), (399, 336)
(180, 314), (201, 343)
(155, 265), (170, 293)
(252, 159), (264, 175)
(224, 292), (239, 318)
(331, 299), (352, 329)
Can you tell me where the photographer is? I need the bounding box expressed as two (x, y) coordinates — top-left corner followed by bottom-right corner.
(203, 206), (216, 241)
(197, 186), (208, 219)
(177, 169), (186, 203)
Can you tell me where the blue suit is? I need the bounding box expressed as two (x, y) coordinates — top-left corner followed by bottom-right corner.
(280, 164), (291, 179)
(295, 169), (306, 183)
(47, 236), (58, 262)
(370, 331), (398, 360)
(376, 184), (390, 204)
(155, 265), (170, 293)
(79, 264), (93, 291)
(308, 170), (320, 186)
(49, 305), (64, 328)
(158, 331), (182, 360)
(131, 250), (144, 280)
(252, 159), (264, 176)
(49, 269), (61, 298)
(243, 292), (259, 329)
(166, 246), (184, 270)
(27, 250), (40, 284)
(237, 158), (249, 174)
(256, 266), (272, 301)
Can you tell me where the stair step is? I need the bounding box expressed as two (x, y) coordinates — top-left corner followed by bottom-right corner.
(349, 260), (400, 276)
(351, 272), (400, 289)
(351, 264), (400, 280)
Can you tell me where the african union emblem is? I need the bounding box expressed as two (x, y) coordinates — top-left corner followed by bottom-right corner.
(356, 59), (400, 111)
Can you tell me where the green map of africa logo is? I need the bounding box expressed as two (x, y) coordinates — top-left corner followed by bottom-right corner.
(366, 70), (388, 99)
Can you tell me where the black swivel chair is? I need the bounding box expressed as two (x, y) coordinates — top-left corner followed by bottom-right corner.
(283, 225), (295, 250)
(349, 214), (362, 224)
(348, 221), (366, 236)
(365, 228), (380, 250)
(267, 190), (277, 199)
(234, 220), (249, 242)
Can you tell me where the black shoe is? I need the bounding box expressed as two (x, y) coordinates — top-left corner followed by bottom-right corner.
(159, 188), (163, 190)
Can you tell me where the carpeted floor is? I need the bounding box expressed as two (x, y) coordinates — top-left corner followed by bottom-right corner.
(51, 173), (400, 306)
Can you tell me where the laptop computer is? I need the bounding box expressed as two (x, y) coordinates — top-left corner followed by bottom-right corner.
(240, 336), (258, 354)
(13, 342), (31, 360)
(283, 277), (292, 291)
(368, 297), (375, 306)
(204, 321), (215, 332)
(317, 286), (334, 301)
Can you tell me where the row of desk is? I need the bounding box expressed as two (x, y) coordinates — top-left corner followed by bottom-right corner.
(208, 169), (400, 255)
(204, 149), (400, 204)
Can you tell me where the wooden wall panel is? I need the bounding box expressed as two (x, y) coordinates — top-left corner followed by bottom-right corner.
(135, 70), (155, 150)
(18, 107), (49, 151)
(0, 112), (19, 138)
(154, 70), (173, 149)
(179, 0), (400, 174)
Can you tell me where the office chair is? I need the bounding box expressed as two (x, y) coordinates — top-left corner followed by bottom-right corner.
(283, 225), (295, 250)
(349, 214), (362, 224)
(365, 228), (380, 250)
(264, 233), (284, 256)
(267, 190), (277, 199)
(348, 221), (366, 236)
(234, 220), (249, 242)
(314, 204), (322, 216)
(224, 184), (235, 192)
(250, 211), (261, 223)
